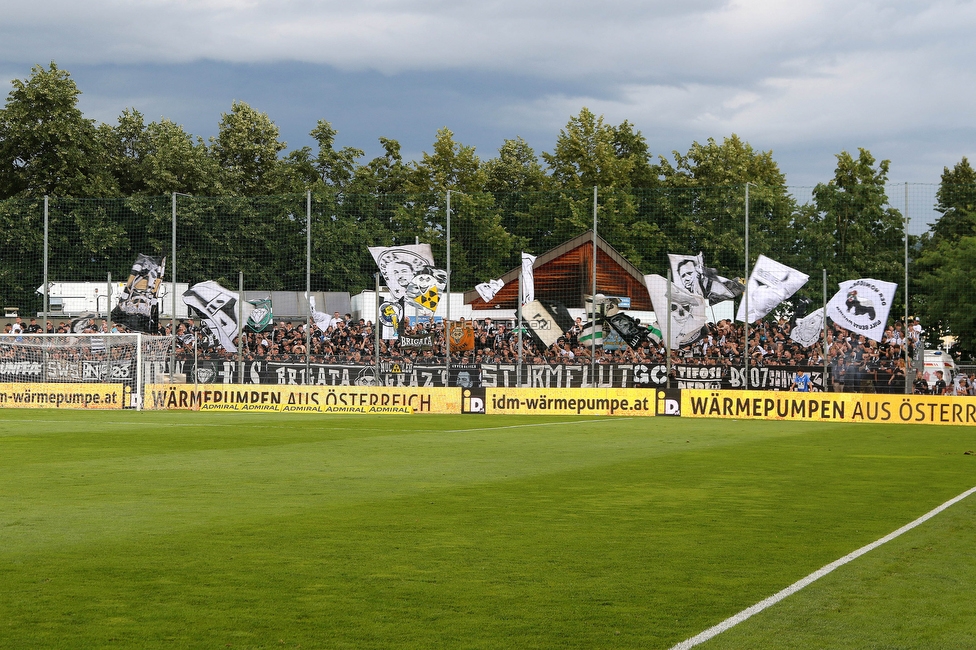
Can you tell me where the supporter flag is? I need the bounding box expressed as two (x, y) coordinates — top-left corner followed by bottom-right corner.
(308, 294), (335, 332)
(475, 278), (505, 303)
(607, 312), (649, 349)
(578, 321), (604, 346)
(368, 244), (435, 301)
(448, 320), (475, 351)
(646, 321), (663, 345)
(736, 255), (809, 323)
(668, 252), (744, 303)
(246, 297), (273, 332)
(520, 253), (536, 306)
(523, 299), (574, 349)
(406, 268), (447, 314)
(826, 279), (897, 343)
(111, 253), (165, 333)
(644, 274), (708, 347)
(182, 281), (240, 352)
(791, 308), (825, 348)
(70, 313), (98, 333)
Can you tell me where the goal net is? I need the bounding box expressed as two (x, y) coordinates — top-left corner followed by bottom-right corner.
(0, 333), (173, 409)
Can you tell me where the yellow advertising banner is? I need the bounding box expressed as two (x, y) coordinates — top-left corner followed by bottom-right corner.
(0, 383), (126, 409)
(682, 389), (976, 426)
(481, 387), (661, 416)
(146, 384), (460, 414)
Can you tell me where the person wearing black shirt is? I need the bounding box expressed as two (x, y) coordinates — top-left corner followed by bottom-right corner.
(912, 371), (929, 395)
(933, 371), (947, 395)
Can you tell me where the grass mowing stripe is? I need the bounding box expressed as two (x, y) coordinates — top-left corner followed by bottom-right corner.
(669, 484), (976, 650)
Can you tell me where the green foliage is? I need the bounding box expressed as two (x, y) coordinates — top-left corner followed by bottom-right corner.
(914, 158), (976, 357)
(0, 63), (116, 199)
(809, 149), (904, 281)
(210, 101), (288, 196)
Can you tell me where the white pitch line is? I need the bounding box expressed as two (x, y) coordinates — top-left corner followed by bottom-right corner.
(445, 418), (626, 433)
(669, 484), (976, 650)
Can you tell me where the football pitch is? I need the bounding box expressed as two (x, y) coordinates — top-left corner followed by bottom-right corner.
(1, 411), (974, 649)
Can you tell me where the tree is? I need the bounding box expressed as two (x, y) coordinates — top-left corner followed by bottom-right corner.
(210, 101), (287, 196)
(0, 62), (115, 198)
(104, 109), (223, 196)
(930, 157), (976, 242)
(913, 157), (976, 357)
(808, 149), (904, 282)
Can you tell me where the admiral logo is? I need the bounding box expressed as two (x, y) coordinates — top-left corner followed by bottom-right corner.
(462, 388), (485, 414)
(655, 389), (681, 416)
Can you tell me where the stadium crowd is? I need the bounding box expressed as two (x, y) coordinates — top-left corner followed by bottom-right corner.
(4, 311), (974, 394)
(131, 311), (969, 395)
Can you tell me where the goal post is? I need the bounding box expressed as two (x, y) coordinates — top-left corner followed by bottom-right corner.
(0, 333), (172, 410)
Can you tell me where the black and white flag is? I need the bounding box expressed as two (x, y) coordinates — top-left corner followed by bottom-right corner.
(183, 281), (239, 352)
(607, 312), (650, 350)
(523, 299), (574, 348)
(826, 279), (897, 343)
(475, 278), (505, 303)
(668, 252), (744, 304)
(111, 254), (165, 333)
(791, 308), (825, 348)
(644, 274), (707, 347)
(736, 255), (809, 323)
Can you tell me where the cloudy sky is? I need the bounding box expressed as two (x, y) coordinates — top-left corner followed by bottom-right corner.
(1, 0), (973, 206)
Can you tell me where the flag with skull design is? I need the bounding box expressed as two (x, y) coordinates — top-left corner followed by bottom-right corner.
(644, 274), (707, 347)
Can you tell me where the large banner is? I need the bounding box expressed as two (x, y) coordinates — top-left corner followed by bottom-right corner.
(682, 389), (976, 426)
(0, 359), (134, 383)
(174, 359), (829, 391)
(146, 384), (459, 414)
(0, 383), (125, 409)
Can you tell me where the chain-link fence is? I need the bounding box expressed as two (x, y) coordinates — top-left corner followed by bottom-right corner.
(1, 183), (974, 393)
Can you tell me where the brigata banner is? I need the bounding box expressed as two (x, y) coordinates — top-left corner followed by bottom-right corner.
(682, 389), (976, 425)
(146, 384), (459, 414)
(0, 383), (126, 409)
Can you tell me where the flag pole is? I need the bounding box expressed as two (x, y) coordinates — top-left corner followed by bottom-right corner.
(375, 272), (381, 385)
(238, 270), (244, 384)
(904, 183), (911, 394)
(823, 268), (828, 391)
(517, 257), (523, 388)
(445, 190), (451, 383)
(306, 189), (312, 386)
(744, 182), (750, 391)
(666, 268), (672, 389)
(591, 186), (597, 388)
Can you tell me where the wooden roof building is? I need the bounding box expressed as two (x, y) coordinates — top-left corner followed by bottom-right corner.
(463, 231), (652, 310)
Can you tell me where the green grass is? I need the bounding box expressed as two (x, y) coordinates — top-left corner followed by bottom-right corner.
(0, 411), (973, 649)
